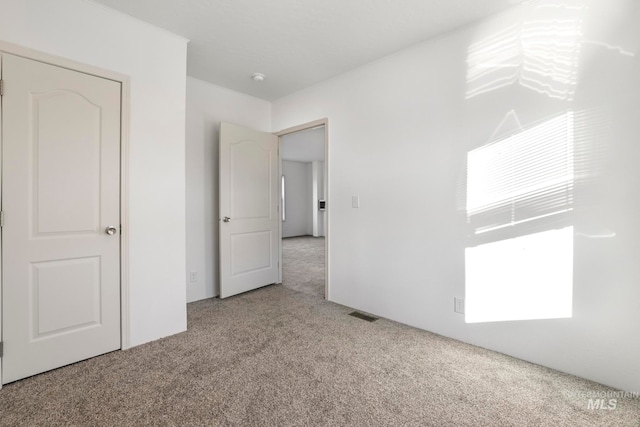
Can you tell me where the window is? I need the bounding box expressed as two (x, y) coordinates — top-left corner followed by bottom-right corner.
(281, 175), (286, 222)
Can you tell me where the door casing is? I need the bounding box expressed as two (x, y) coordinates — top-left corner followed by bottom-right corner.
(0, 41), (131, 388)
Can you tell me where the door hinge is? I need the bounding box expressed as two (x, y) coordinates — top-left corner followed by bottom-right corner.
(0, 79), (4, 96)
(0, 342), (3, 358)
(0, 210), (4, 228)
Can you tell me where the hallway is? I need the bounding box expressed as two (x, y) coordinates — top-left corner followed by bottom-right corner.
(281, 236), (325, 298)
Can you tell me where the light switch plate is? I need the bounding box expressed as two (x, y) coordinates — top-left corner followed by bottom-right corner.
(352, 195), (360, 208)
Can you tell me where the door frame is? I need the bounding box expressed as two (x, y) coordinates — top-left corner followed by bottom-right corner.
(0, 41), (131, 388)
(276, 119), (330, 299)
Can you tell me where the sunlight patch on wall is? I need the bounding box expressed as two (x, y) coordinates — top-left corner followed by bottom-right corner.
(465, 226), (573, 323)
(466, 1), (587, 100)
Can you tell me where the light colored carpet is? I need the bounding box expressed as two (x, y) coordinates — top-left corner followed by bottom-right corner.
(0, 285), (638, 426)
(282, 236), (325, 298)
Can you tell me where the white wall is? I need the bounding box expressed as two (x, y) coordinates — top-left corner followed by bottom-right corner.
(282, 161), (312, 238)
(272, 0), (640, 392)
(0, 0), (188, 347)
(280, 126), (325, 162)
(186, 77), (271, 301)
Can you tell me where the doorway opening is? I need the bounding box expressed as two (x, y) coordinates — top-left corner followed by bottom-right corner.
(277, 120), (328, 299)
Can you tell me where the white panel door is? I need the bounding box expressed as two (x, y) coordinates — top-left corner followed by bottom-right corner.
(219, 122), (279, 298)
(1, 53), (121, 383)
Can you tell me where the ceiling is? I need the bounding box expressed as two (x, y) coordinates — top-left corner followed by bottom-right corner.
(91, 0), (525, 100)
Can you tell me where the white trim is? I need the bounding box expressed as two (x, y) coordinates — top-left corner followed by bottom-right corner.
(275, 119), (327, 137)
(0, 41), (131, 361)
(0, 52), (4, 389)
(119, 70), (131, 349)
(276, 118), (330, 299)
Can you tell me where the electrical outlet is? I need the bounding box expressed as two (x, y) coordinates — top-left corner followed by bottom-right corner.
(189, 271), (197, 283)
(454, 297), (465, 314)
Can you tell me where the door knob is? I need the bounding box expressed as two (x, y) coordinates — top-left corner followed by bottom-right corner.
(106, 226), (118, 235)
(222, 216), (231, 223)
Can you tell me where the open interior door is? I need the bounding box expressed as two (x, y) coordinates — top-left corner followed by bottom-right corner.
(219, 122), (279, 298)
